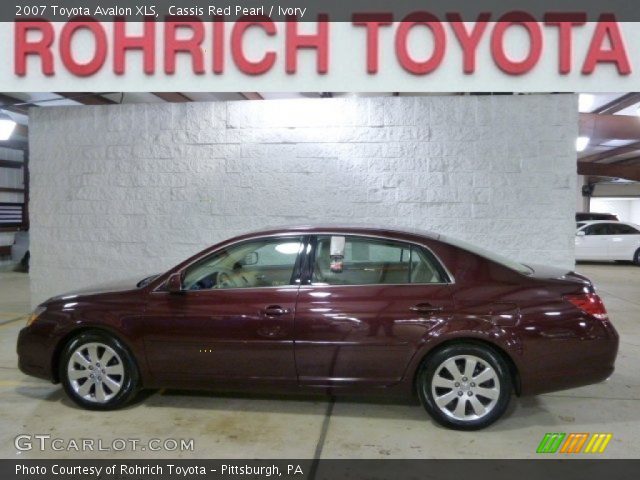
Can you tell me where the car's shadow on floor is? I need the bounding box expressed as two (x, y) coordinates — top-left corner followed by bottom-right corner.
(141, 389), (424, 420)
(15, 385), (633, 431)
(576, 260), (636, 266)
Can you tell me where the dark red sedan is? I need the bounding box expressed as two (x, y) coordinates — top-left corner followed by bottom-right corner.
(17, 225), (618, 430)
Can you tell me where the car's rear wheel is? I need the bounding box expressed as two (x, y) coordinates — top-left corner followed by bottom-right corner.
(417, 344), (512, 430)
(634, 248), (640, 266)
(59, 331), (139, 410)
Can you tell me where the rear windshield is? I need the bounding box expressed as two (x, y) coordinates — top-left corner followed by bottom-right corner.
(440, 235), (533, 275)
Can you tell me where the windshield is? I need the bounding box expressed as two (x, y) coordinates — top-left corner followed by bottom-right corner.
(440, 235), (534, 275)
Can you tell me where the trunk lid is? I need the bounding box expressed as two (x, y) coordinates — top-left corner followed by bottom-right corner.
(526, 263), (592, 289)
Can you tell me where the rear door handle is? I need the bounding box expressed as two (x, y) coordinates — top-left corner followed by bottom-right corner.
(262, 305), (290, 316)
(410, 303), (444, 313)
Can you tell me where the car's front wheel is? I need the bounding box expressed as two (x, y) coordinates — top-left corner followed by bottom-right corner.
(634, 248), (640, 266)
(59, 331), (139, 410)
(417, 344), (512, 430)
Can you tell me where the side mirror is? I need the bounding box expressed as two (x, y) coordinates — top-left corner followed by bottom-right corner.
(166, 273), (184, 293)
(576, 231), (586, 237)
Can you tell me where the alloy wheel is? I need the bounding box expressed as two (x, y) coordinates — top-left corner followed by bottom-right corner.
(66, 342), (125, 403)
(431, 354), (501, 421)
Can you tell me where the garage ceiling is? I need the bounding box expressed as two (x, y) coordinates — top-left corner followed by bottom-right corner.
(1, 92), (640, 185)
(577, 92), (640, 184)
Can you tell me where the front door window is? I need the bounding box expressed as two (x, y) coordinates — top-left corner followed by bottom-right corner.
(183, 237), (304, 290)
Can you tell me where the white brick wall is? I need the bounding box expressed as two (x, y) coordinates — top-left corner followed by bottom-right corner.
(29, 94), (578, 305)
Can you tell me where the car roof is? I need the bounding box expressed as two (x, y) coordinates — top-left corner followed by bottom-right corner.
(234, 224), (441, 241)
(576, 212), (617, 216)
(578, 220), (640, 228)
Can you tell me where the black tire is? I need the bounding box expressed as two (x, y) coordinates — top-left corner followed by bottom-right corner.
(416, 343), (512, 430)
(59, 330), (139, 410)
(634, 248), (640, 266)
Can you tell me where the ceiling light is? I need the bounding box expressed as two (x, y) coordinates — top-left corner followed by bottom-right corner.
(0, 111), (17, 141)
(576, 136), (590, 152)
(578, 94), (594, 112)
(275, 242), (302, 255)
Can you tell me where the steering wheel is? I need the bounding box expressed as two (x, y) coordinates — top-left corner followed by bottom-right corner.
(214, 269), (238, 289)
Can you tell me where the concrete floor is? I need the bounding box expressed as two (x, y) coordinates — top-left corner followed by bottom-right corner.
(0, 264), (638, 459)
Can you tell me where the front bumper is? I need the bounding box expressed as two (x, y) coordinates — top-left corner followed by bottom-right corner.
(17, 325), (57, 382)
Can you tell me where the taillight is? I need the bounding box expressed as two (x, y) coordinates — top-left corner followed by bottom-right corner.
(564, 293), (608, 320)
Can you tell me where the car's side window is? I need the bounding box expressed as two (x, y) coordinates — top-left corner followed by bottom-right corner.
(609, 224), (639, 235)
(410, 246), (448, 283)
(312, 235), (447, 286)
(182, 237), (304, 290)
(584, 224), (610, 235)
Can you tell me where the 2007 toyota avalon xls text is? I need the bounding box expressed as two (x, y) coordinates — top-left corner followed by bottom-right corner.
(17, 225), (619, 430)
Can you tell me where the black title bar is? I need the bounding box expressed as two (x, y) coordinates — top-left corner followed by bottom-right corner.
(3, 459), (640, 480)
(8, 0), (640, 22)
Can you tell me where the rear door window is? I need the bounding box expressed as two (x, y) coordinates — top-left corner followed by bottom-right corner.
(608, 223), (639, 235)
(312, 236), (447, 285)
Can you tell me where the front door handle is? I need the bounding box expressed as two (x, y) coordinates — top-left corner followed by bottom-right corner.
(410, 303), (444, 313)
(262, 305), (290, 316)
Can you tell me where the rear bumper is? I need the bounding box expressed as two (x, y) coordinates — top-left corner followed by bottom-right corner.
(522, 365), (615, 396)
(520, 321), (619, 396)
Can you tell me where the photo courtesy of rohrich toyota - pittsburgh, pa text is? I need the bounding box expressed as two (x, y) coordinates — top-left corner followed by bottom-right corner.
(0, 1), (639, 479)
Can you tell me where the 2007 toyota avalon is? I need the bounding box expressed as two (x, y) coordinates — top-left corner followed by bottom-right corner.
(17, 225), (619, 430)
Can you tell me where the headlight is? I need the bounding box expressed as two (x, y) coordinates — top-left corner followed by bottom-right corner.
(26, 306), (46, 327)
